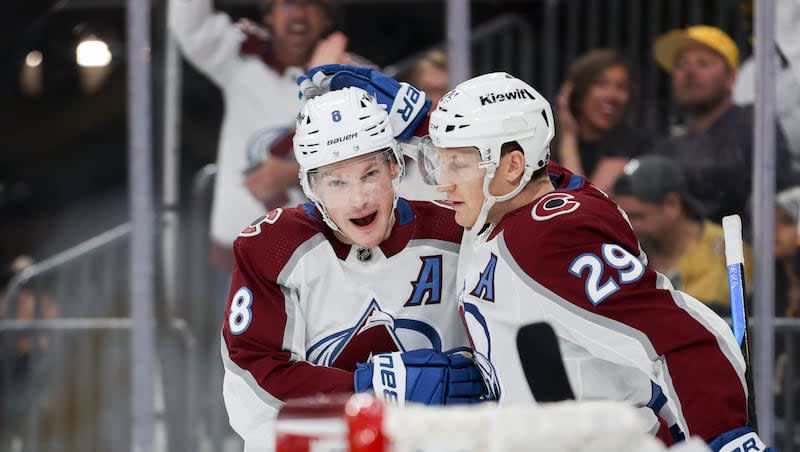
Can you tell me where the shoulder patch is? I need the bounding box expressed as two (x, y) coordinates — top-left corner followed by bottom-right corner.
(532, 192), (581, 221)
(239, 208), (283, 237)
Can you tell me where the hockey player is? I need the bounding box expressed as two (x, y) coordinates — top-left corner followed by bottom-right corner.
(221, 86), (484, 451)
(296, 66), (774, 451)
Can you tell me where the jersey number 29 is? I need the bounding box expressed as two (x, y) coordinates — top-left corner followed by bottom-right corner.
(568, 243), (644, 305)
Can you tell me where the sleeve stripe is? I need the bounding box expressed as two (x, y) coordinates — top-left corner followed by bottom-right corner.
(277, 233), (328, 285)
(221, 335), (285, 411)
(653, 272), (748, 387)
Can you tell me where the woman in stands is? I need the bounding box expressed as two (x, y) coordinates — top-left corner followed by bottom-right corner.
(555, 48), (654, 193)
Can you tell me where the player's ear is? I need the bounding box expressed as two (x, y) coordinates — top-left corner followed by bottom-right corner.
(504, 149), (527, 183)
(389, 159), (399, 179)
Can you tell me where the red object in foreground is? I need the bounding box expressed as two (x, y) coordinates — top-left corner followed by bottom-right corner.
(275, 393), (387, 452)
(346, 394), (386, 452)
(274, 432), (317, 452)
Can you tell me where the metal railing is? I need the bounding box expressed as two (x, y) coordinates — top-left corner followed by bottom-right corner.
(0, 221), (197, 452)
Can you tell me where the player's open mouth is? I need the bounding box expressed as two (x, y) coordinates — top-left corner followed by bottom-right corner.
(351, 212), (378, 227)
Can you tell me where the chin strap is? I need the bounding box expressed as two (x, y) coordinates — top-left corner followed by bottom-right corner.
(469, 164), (535, 239)
(313, 198), (343, 234)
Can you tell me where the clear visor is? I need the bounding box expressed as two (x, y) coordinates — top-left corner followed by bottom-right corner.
(413, 136), (487, 187)
(307, 149), (398, 209)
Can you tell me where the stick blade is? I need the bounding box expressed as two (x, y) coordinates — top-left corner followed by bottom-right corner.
(516, 322), (575, 402)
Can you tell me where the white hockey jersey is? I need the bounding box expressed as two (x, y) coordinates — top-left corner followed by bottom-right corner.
(458, 163), (748, 445)
(222, 199), (468, 451)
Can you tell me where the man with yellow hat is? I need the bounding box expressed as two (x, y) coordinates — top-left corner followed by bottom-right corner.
(651, 25), (796, 229)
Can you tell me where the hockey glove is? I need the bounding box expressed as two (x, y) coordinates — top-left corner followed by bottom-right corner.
(297, 64), (431, 140)
(708, 427), (775, 452)
(353, 348), (486, 405)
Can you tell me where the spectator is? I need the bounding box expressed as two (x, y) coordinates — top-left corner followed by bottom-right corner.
(613, 155), (752, 315)
(776, 187), (800, 318)
(169, 0), (371, 269)
(406, 49), (450, 109)
(734, 0), (800, 182)
(0, 255), (59, 449)
(774, 186), (800, 423)
(1, 255), (59, 361)
(652, 25), (796, 224)
(555, 49), (653, 193)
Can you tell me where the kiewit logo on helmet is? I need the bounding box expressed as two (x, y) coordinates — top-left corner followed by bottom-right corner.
(479, 89), (535, 106)
(326, 132), (358, 146)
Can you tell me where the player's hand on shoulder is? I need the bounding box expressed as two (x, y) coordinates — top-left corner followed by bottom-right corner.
(297, 65), (430, 140)
(353, 347), (489, 405)
(708, 427), (775, 452)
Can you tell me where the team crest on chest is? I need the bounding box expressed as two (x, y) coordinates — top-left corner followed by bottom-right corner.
(306, 299), (442, 372)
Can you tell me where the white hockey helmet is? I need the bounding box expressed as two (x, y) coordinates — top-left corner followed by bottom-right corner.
(429, 72), (555, 174)
(427, 72), (555, 231)
(293, 86), (404, 231)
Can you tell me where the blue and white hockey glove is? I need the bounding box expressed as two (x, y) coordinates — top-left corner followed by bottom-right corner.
(353, 348), (486, 405)
(708, 427), (775, 452)
(297, 64), (431, 140)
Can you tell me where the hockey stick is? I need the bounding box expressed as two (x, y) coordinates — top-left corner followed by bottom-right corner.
(721, 214), (758, 429)
(516, 322), (575, 402)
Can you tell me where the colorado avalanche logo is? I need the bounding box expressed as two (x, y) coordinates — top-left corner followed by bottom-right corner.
(307, 299), (442, 372)
(531, 192), (580, 221)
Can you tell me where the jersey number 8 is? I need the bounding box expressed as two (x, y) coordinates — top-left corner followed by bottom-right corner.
(228, 287), (254, 335)
(568, 243), (645, 305)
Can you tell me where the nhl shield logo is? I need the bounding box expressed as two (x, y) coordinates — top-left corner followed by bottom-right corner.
(356, 247), (373, 262)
